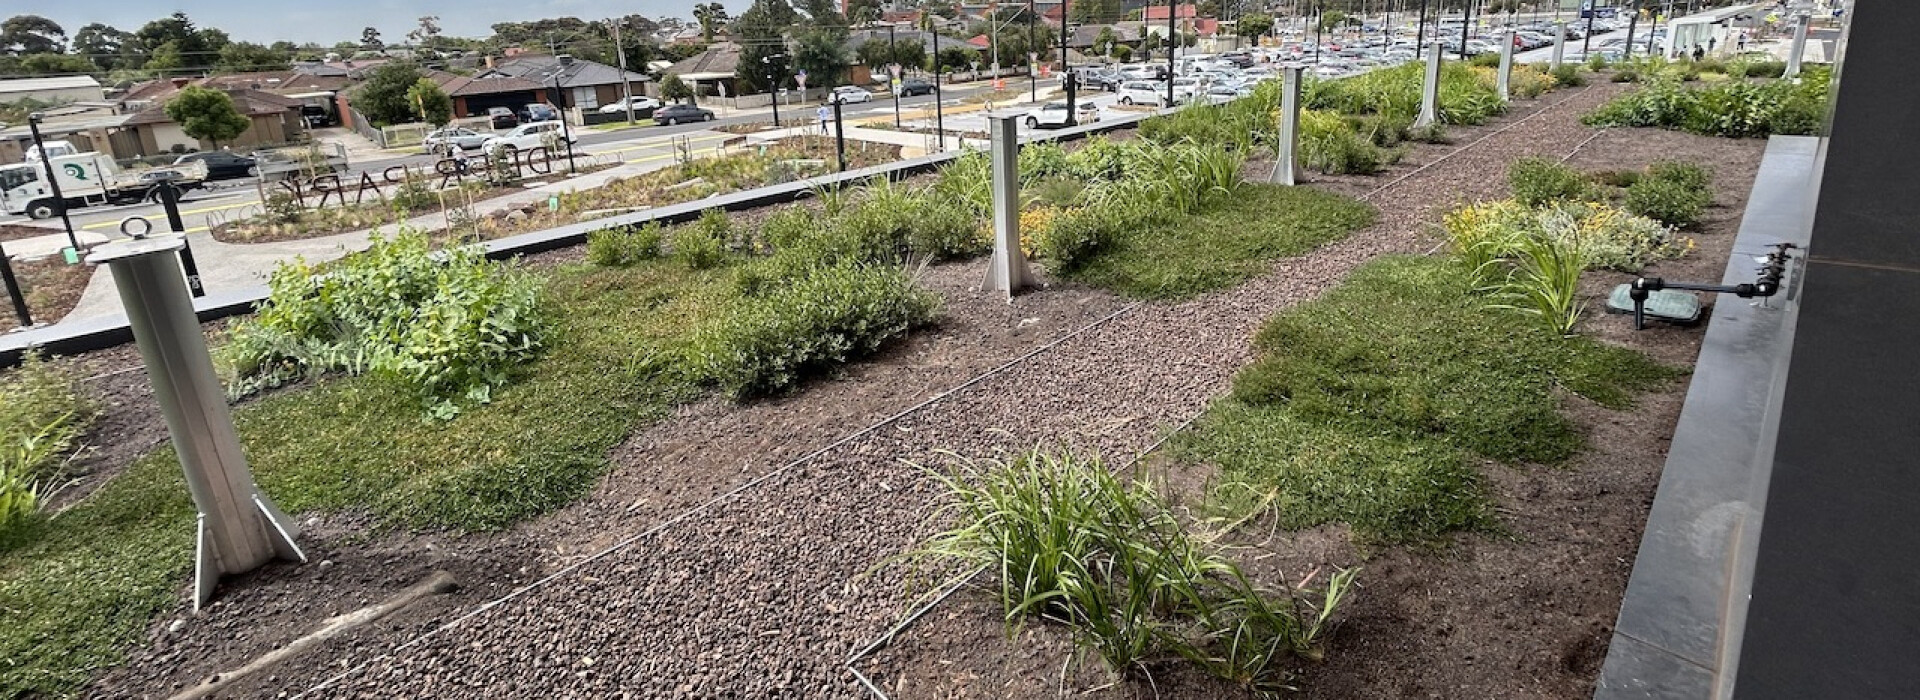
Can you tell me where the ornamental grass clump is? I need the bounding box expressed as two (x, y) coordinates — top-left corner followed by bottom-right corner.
(910, 450), (1357, 690)
(0, 354), (94, 537)
(218, 231), (549, 418)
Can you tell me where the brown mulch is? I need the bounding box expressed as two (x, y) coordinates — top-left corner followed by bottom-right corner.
(6, 255), (91, 326)
(0, 223), (58, 244)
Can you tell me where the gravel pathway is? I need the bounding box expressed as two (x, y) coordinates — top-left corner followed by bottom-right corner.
(262, 83), (1625, 698)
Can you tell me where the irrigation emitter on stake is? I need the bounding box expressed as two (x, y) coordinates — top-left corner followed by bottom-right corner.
(26, 113), (81, 256)
(87, 228), (305, 612)
(0, 240), (30, 328)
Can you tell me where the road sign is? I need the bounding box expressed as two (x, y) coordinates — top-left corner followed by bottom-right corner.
(888, 62), (902, 79)
(796, 69), (808, 91)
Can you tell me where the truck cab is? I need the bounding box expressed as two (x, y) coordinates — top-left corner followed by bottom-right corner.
(0, 153), (208, 219)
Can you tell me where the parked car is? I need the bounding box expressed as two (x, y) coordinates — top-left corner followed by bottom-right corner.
(1075, 101), (1100, 123)
(421, 127), (489, 155)
(653, 103), (715, 125)
(896, 78), (938, 96)
(1023, 101), (1074, 129)
(830, 86), (874, 104)
(487, 106), (518, 129)
(1077, 69), (1123, 92)
(1117, 81), (1169, 107)
(172, 151), (256, 181)
(599, 96), (661, 114)
(481, 121), (574, 155)
(521, 103), (559, 123)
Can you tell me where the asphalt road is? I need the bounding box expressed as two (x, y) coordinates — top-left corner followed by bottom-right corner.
(3, 79), (1039, 236)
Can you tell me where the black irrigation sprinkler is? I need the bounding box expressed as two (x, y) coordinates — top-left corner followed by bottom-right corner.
(1623, 242), (1798, 330)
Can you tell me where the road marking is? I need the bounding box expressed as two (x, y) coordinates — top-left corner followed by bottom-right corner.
(600, 132), (731, 156)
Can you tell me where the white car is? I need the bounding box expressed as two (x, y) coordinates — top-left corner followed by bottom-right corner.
(481, 121), (575, 155)
(599, 96), (661, 114)
(830, 86), (874, 104)
(1169, 77), (1203, 103)
(1023, 101), (1100, 129)
(1117, 81), (1170, 107)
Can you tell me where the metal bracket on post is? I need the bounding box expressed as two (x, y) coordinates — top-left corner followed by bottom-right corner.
(1269, 65), (1306, 186)
(981, 115), (1034, 299)
(1551, 21), (1567, 72)
(1497, 36), (1515, 101)
(1413, 47), (1443, 130)
(86, 236), (304, 611)
(1784, 14), (1810, 79)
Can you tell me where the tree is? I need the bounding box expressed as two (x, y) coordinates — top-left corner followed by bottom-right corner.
(406, 78), (451, 125)
(407, 16), (442, 54)
(661, 74), (695, 103)
(217, 42), (289, 73)
(1318, 11), (1353, 33)
(1069, 0), (1122, 24)
(732, 0), (797, 93)
(164, 86), (251, 148)
(0, 52), (90, 77)
(794, 0), (850, 88)
(361, 26), (384, 51)
(1, 15), (66, 55)
(930, 46), (973, 73)
(847, 0), (884, 24)
(1091, 26), (1119, 56)
(1235, 12), (1274, 38)
(1111, 44), (1132, 62)
(354, 61), (425, 126)
(136, 12), (226, 66)
(144, 41), (186, 73)
(693, 3), (731, 42)
(71, 23), (135, 71)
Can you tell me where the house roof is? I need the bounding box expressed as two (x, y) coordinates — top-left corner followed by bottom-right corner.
(0, 76), (102, 98)
(198, 71), (352, 96)
(664, 43), (742, 79)
(966, 34), (991, 48)
(1071, 24), (1139, 47)
(1143, 4), (1200, 20)
(439, 74), (547, 98)
(122, 88), (301, 126)
(488, 55), (651, 88)
(844, 29), (977, 54)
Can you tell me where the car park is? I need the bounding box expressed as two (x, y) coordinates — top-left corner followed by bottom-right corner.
(830, 86), (874, 104)
(599, 96), (661, 114)
(482, 121), (574, 155)
(421, 127), (489, 155)
(652, 103), (716, 125)
(172, 151), (256, 181)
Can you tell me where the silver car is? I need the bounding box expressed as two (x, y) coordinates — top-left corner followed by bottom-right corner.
(423, 127), (488, 155)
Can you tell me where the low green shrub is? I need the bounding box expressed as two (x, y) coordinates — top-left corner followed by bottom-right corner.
(1308, 61), (1506, 125)
(1626, 176), (1707, 228)
(1445, 198), (1688, 273)
(1611, 69), (1639, 83)
(1590, 169), (1642, 188)
(218, 232), (548, 418)
(1507, 156), (1597, 206)
(760, 208), (822, 252)
(1587, 54), (1611, 71)
(672, 209), (731, 270)
(1734, 59), (1788, 78)
(1647, 159), (1712, 194)
(910, 450), (1357, 689)
(695, 264), (940, 398)
(1551, 64), (1587, 87)
(1584, 67), (1832, 138)
(586, 222), (664, 267)
(1470, 51), (1502, 68)
(0, 354), (94, 537)
(1301, 110), (1392, 175)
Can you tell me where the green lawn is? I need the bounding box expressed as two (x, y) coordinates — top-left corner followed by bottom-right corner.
(1175, 256), (1682, 543)
(0, 260), (734, 697)
(1064, 184), (1378, 301)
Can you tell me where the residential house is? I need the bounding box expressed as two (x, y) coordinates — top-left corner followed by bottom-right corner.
(0, 76), (106, 105)
(481, 55), (651, 113)
(120, 89), (307, 155)
(662, 42), (742, 98)
(1070, 24), (1140, 51)
(1142, 4), (1219, 38)
(437, 74), (548, 118)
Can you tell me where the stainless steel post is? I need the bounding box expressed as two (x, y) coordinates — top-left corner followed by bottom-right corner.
(981, 115), (1034, 298)
(1784, 13), (1810, 78)
(87, 235), (304, 611)
(1270, 65), (1305, 186)
(1497, 32), (1515, 100)
(1551, 21), (1566, 71)
(1413, 46), (1443, 129)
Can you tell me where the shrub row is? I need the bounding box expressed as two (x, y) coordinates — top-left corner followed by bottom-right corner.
(1583, 66), (1831, 138)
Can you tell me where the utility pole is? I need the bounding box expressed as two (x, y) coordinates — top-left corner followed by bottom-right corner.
(1028, 0), (1037, 101)
(765, 55), (783, 127)
(889, 25), (901, 128)
(933, 30), (945, 149)
(1582, 0), (1596, 53)
(1060, 0), (1072, 81)
(1166, 0), (1179, 105)
(1460, 0), (1473, 59)
(608, 19), (636, 125)
(1418, 0), (1430, 55)
(1625, 0), (1640, 57)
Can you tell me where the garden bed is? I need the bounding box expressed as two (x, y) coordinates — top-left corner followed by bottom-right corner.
(8, 255), (91, 325)
(856, 104), (1771, 699)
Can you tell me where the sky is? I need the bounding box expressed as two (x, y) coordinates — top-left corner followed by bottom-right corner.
(36, 0), (700, 46)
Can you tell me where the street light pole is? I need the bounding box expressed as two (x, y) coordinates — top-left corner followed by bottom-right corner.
(1418, 0), (1430, 55)
(932, 30), (945, 149)
(608, 19), (636, 125)
(548, 73), (578, 174)
(1027, 0), (1037, 101)
(1582, 1), (1597, 54)
(889, 25), (902, 128)
(765, 55), (784, 127)
(26, 114), (80, 254)
(1460, 0), (1473, 59)
(1167, 0), (1178, 105)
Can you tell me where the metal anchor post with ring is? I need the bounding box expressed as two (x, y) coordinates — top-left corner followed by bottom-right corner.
(89, 215), (304, 611)
(140, 174), (206, 297)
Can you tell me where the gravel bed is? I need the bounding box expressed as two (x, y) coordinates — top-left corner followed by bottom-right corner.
(158, 84), (1638, 697)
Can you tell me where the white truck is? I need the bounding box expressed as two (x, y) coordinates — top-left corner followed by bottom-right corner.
(0, 152), (208, 219)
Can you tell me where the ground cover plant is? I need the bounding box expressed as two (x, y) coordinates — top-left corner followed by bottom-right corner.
(1177, 256), (1678, 543)
(1584, 66), (1831, 138)
(911, 450), (1357, 690)
(952, 136), (1376, 300)
(1306, 61), (1510, 126)
(0, 354), (95, 539)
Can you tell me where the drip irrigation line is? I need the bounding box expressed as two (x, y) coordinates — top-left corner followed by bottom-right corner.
(295, 300), (1143, 697)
